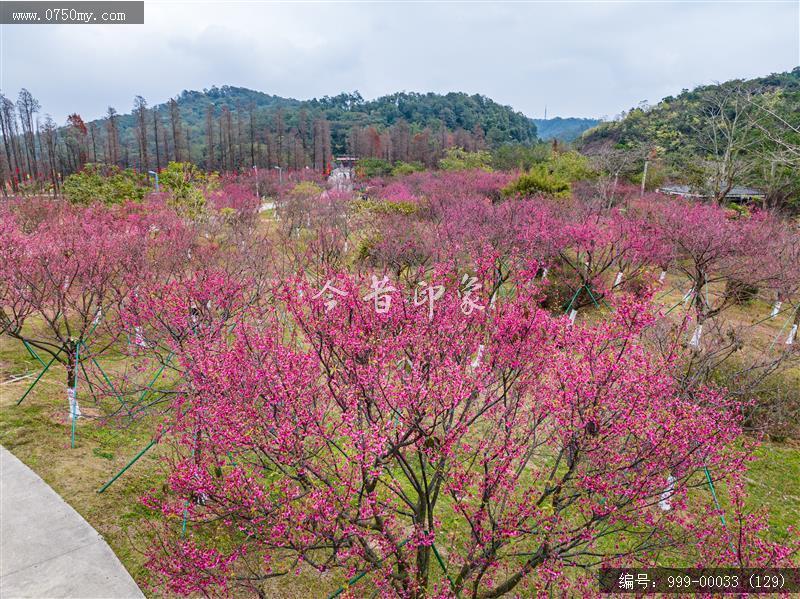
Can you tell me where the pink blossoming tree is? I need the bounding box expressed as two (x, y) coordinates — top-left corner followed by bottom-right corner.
(140, 266), (796, 597)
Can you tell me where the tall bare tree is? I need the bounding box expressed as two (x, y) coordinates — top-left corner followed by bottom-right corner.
(169, 98), (182, 162)
(205, 105), (215, 170)
(693, 83), (760, 204)
(153, 109), (162, 170)
(133, 95), (149, 171)
(0, 93), (20, 190)
(40, 115), (60, 193)
(105, 106), (121, 166)
(17, 88), (40, 178)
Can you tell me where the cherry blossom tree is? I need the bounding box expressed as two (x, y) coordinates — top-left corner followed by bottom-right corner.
(139, 267), (795, 597)
(0, 199), (189, 418)
(555, 202), (671, 310)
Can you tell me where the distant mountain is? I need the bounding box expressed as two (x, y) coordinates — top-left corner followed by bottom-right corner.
(531, 117), (601, 141)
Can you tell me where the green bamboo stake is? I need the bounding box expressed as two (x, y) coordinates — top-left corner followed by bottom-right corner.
(138, 353), (174, 404)
(23, 340), (47, 368)
(703, 466), (736, 552)
(16, 348), (62, 406)
(703, 467), (727, 527)
(87, 312), (102, 339)
(328, 570), (369, 599)
(431, 542), (457, 594)
(97, 439), (157, 493)
(564, 286), (583, 314)
(71, 341), (80, 448)
(584, 284), (609, 310)
(81, 341), (126, 409)
(663, 296), (687, 316)
(749, 303), (794, 328)
(181, 500), (190, 537)
(181, 429), (201, 537)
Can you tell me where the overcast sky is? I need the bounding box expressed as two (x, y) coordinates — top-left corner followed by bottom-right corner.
(1, 0), (798, 123)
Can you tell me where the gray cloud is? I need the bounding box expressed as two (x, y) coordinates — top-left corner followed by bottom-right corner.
(0, 0), (797, 123)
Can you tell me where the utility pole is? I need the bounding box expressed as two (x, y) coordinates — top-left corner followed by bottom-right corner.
(640, 160), (649, 196)
(253, 165), (259, 199)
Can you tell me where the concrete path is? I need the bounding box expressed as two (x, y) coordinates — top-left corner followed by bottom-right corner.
(0, 446), (144, 599)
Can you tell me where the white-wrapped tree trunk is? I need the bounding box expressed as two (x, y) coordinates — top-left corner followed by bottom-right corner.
(658, 270), (667, 284)
(613, 271), (624, 287)
(67, 386), (81, 420)
(787, 325), (798, 346)
(568, 309), (578, 325)
(771, 301), (782, 319)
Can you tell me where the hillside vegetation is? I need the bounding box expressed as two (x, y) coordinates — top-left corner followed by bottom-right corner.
(580, 68), (800, 209)
(94, 88), (536, 167)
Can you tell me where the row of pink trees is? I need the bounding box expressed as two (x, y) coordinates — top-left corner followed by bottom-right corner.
(358, 174), (798, 313)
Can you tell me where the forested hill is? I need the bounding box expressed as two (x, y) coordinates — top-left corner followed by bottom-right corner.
(576, 68), (800, 208)
(579, 69), (800, 154)
(531, 117), (601, 141)
(84, 86), (537, 171)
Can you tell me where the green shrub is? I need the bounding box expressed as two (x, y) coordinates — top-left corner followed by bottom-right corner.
(62, 164), (148, 205)
(352, 198), (417, 215)
(502, 150), (595, 198)
(502, 164), (571, 198)
(356, 158), (393, 178)
(159, 162), (208, 218)
(289, 181), (324, 199)
(724, 279), (760, 304)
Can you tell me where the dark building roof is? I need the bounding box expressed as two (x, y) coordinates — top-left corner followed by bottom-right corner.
(658, 184), (765, 199)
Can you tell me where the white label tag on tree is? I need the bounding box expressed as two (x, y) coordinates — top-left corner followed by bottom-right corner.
(92, 308), (103, 326)
(683, 289), (695, 305)
(659, 474), (676, 511)
(689, 324), (703, 348)
(568, 309), (578, 325)
(541, 267), (549, 280)
(614, 272), (624, 287)
(67, 387), (81, 420)
(787, 325), (798, 346)
(471, 344), (485, 369)
(771, 302), (782, 318)
(658, 270), (667, 284)
(134, 326), (146, 347)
